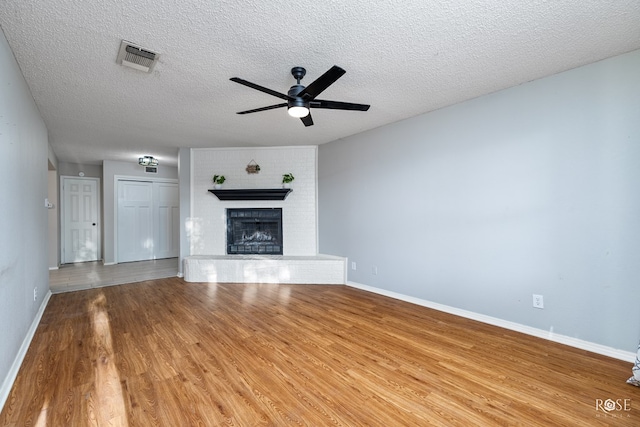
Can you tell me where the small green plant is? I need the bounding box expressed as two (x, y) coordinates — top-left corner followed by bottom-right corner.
(213, 174), (226, 185)
(282, 173), (295, 184)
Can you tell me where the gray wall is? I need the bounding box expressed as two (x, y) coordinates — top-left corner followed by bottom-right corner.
(0, 30), (50, 402)
(58, 161), (103, 178)
(318, 49), (640, 352)
(47, 147), (59, 268)
(47, 168), (59, 268)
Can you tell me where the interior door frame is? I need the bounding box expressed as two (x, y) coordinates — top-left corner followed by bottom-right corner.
(60, 175), (102, 263)
(113, 175), (178, 264)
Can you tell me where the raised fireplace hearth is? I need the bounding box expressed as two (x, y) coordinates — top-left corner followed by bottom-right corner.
(227, 208), (282, 255)
(183, 254), (347, 284)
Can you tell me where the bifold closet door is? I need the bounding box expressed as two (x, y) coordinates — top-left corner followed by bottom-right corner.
(117, 180), (154, 263)
(153, 182), (179, 259)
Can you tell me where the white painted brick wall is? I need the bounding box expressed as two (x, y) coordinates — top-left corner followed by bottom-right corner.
(183, 255), (346, 284)
(190, 146), (317, 256)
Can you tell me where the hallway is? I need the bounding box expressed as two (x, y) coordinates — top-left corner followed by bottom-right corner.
(49, 258), (179, 293)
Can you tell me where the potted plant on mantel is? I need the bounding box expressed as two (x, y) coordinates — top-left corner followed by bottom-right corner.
(213, 174), (226, 189)
(282, 173), (294, 189)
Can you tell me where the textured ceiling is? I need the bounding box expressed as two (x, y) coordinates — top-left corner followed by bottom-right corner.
(1, 1), (639, 167)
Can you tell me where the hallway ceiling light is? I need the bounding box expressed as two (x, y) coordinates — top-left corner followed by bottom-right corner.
(138, 155), (158, 166)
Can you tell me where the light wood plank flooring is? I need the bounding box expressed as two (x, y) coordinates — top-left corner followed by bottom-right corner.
(49, 258), (179, 293)
(2, 278), (638, 426)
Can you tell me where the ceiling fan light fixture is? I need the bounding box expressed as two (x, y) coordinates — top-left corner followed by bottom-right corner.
(288, 105), (309, 118)
(287, 96), (310, 118)
(138, 155), (158, 166)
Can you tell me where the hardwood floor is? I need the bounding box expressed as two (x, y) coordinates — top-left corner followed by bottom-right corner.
(49, 258), (179, 293)
(2, 278), (638, 426)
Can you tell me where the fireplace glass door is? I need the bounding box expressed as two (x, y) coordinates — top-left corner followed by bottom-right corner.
(226, 208), (283, 254)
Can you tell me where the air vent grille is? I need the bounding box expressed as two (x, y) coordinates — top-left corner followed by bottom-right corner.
(116, 40), (159, 73)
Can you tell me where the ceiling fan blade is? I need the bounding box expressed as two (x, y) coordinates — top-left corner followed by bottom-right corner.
(236, 103), (287, 115)
(298, 66), (346, 100)
(230, 77), (292, 100)
(311, 99), (370, 111)
(300, 113), (314, 127)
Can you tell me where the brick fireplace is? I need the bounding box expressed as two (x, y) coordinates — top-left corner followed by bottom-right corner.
(185, 146), (345, 284)
(190, 146), (318, 256)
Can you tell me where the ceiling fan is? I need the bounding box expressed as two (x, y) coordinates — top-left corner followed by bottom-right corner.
(230, 65), (370, 127)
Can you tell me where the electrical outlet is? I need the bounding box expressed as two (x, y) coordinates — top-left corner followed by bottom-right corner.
(372, 266), (378, 275)
(351, 261), (357, 271)
(33, 287), (37, 302)
(533, 294), (544, 309)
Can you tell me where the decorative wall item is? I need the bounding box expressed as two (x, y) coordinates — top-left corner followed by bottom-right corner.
(246, 159), (260, 174)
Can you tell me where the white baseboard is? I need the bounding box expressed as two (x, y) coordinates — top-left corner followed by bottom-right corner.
(48, 266), (58, 270)
(347, 281), (636, 363)
(0, 290), (52, 412)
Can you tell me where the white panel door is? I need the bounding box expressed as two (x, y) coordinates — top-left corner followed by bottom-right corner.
(153, 182), (179, 259)
(117, 180), (154, 263)
(62, 177), (99, 263)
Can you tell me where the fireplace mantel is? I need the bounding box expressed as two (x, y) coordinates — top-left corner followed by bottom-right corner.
(208, 188), (292, 201)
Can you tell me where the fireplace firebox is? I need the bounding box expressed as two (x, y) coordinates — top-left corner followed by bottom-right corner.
(226, 208), (283, 255)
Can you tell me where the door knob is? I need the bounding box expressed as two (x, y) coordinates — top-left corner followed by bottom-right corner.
(92, 223), (96, 226)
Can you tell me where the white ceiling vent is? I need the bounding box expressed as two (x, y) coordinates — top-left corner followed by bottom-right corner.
(116, 40), (159, 73)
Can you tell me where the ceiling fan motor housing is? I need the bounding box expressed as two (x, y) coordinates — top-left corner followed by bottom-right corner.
(288, 84), (307, 109)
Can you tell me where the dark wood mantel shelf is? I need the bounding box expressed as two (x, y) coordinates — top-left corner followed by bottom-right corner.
(208, 188), (293, 201)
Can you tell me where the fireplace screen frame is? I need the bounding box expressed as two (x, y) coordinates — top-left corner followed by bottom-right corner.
(226, 208), (283, 255)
